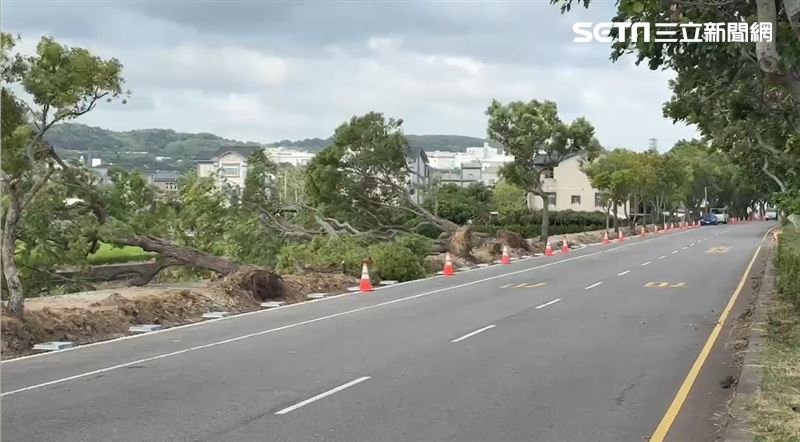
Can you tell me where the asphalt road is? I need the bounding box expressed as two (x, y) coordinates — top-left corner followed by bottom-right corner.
(1, 221), (773, 442)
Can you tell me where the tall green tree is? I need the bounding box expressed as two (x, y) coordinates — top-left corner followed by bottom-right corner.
(554, 0), (800, 214)
(1, 34), (126, 318)
(486, 99), (601, 241)
(583, 148), (644, 232)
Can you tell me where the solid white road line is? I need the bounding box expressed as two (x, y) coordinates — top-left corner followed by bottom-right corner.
(275, 376), (371, 415)
(617, 270), (631, 276)
(535, 298), (562, 309)
(642, 261), (651, 266)
(451, 325), (496, 343)
(585, 282), (603, 290)
(1, 228), (696, 396)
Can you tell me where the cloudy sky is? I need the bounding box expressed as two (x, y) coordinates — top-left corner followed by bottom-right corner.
(2, 1), (697, 150)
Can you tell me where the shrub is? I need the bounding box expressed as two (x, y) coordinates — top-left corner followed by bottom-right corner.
(277, 235), (369, 276)
(776, 228), (800, 308)
(393, 233), (433, 258)
(367, 242), (425, 282)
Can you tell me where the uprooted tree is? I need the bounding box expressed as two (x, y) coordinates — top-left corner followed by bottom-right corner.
(486, 99), (601, 242)
(0, 34), (284, 318)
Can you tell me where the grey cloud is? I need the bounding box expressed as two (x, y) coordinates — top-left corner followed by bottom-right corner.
(1, 0), (697, 149)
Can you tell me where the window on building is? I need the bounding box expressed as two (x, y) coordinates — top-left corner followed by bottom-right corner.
(571, 195), (581, 205)
(545, 192), (557, 206)
(595, 192), (607, 208)
(165, 182), (177, 191)
(221, 163), (240, 177)
(542, 168), (554, 179)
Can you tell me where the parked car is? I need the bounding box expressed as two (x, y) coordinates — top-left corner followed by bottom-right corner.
(765, 209), (778, 221)
(700, 213), (719, 226)
(710, 208), (729, 224)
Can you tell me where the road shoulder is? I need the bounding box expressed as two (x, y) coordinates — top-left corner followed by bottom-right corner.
(663, 240), (770, 441)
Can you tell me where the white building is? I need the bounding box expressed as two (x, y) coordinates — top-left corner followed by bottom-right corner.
(526, 152), (627, 213)
(264, 147), (316, 167)
(428, 142), (514, 188)
(194, 145), (262, 189)
(407, 147), (430, 205)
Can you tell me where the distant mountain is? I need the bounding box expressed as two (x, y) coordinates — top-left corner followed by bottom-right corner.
(268, 134), (489, 152)
(46, 123), (261, 171)
(45, 123), (491, 170)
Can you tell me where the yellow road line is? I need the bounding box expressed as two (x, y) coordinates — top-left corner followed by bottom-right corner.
(649, 245), (762, 441)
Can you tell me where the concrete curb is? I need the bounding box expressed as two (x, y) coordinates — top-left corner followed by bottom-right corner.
(724, 245), (774, 442)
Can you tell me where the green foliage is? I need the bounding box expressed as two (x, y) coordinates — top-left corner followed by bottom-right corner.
(775, 189), (800, 216)
(413, 222), (443, 239)
(367, 242), (425, 282)
(86, 244), (155, 265)
(550, 210), (607, 226)
(776, 228), (800, 309)
(304, 112), (416, 230)
(425, 183), (491, 224)
(490, 181), (527, 220)
(486, 98), (601, 241)
(472, 222), (603, 239)
(487, 99), (601, 193)
(392, 233), (433, 259)
(276, 235), (370, 276)
(271, 134), (489, 153)
(553, 0), (797, 214)
(45, 123), (260, 171)
(21, 37), (125, 115)
(241, 151), (277, 208)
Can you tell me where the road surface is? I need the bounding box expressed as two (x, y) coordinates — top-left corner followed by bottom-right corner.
(1, 222), (773, 441)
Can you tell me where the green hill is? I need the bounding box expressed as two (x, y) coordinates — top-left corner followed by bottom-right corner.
(45, 123), (490, 170)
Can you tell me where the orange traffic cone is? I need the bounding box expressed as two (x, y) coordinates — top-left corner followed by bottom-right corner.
(618, 230), (624, 242)
(640, 226), (647, 237)
(602, 231), (610, 245)
(443, 252), (455, 276)
(501, 245), (511, 264)
(545, 240), (553, 256)
(561, 236), (569, 253)
(359, 261), (373, 292)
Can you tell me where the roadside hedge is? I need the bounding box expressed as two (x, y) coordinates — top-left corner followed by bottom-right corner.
(471, 223), (604, 239)
(776, 228), (800, 308)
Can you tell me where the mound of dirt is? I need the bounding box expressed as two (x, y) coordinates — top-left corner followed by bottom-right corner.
(1, 269), (358, 360)
(1, 288), (236, 359)
(282, 273), (359, 303)
(213, 267), (286, 303)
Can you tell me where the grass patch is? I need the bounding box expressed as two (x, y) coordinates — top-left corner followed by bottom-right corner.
(752, 298), (800, 441)
(751, 227), (800, 441)
(87, 243), (156, 265)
